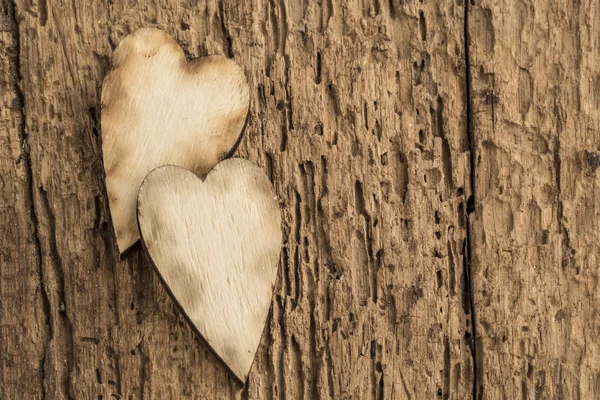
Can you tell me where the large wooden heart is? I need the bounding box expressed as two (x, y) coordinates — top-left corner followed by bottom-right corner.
(137, 159), (281, 382)
(102, 28), (249, 254)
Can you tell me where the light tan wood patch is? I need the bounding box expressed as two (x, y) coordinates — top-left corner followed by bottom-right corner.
(137, 159), (282, 382)
(102, 28), (249, 254)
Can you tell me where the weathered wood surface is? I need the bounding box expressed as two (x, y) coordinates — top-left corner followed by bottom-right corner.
(469, 0), (600, 398)
(138, 160), (282, 383)
(0, 0), (597, 399)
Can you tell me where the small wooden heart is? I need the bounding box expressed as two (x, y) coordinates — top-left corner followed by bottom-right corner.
(137, 159), (282, 382)
(102, 28), (249, 254)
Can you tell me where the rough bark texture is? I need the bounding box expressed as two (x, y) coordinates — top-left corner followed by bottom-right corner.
(0, 0), (596, 399)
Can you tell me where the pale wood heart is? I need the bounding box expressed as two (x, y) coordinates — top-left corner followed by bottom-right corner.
(137, 159), (281, 382)
(102, 28), (249, 254)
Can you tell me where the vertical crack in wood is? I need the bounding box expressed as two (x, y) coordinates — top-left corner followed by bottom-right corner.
(39, 185), (74, 398)
(293, 189), (302, 307)
(217, 0), (234, 58)
(6, 0), (51, 397)
(552, 84), (574, 270)
(135, 342), (148, 400)
(303, 160), (319, 399)
(463, 0), (479, 398)
(275, 295), (286, 399)
(106, 0), (116, 51)
(264, 309), (275, 399)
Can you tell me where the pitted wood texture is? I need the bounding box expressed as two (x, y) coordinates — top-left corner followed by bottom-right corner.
(102, 28), (249, 254)
(5, 0), (472, 398)
(4, 0), (596, 398)
(0, 2), (48, 398)
(1, 0), (473, 397)
(469, 0), (600, 398)
(138, 160), (282, 383)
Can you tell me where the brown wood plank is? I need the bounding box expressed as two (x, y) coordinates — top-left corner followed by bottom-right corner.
(469, 0), (600, 398)
(0, 2), (46, 398)
(3, 0), (472, 397)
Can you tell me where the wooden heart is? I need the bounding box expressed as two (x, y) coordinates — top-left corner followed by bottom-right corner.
(102, 28), (249, 254)
(137, 159), (281, 382)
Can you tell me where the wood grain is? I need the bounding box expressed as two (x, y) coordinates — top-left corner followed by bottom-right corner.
(1, 0), (473, 397)
(137, 159), (282, 383)
(102, 28), (250, 254)
(4, 0), (474, 398)
(469, 0), (600, 398)
(4, 0), (598, 398)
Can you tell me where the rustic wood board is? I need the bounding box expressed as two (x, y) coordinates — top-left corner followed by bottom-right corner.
(137, 160), (282, 382)
(4, 1), (472, 398)
(469, 0), (600, 398)
(3, 0), (597, 398)
(0, 1), (48, 394)
(102, 28), (250, 254)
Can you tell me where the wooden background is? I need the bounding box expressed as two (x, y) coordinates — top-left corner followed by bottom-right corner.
(1, 0), (598, 398)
